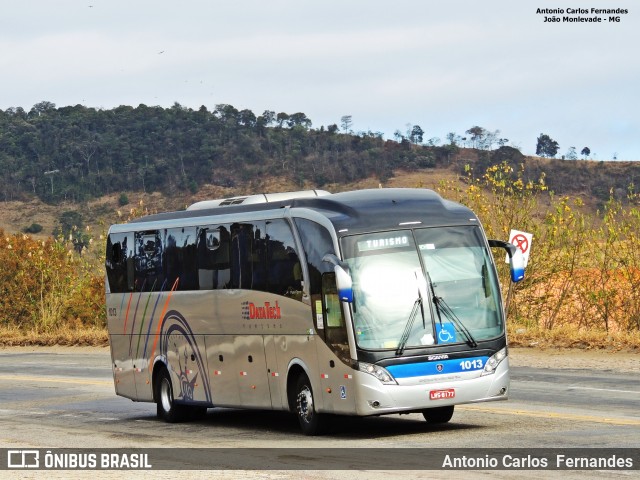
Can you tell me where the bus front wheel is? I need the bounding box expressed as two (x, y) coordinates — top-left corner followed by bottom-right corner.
(295, 374), (324, 435)
(422, 405), (454, 424)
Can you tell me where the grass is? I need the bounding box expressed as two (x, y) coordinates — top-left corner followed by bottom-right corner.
(507, 322), (640, 351)
(0, 324), (108, 347)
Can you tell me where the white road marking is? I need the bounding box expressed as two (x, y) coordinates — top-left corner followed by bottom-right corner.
(568, 386), (639, 394)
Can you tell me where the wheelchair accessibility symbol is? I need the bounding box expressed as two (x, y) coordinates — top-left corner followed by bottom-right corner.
(340, 385), (347, 400)
(436, 323), (457, 344)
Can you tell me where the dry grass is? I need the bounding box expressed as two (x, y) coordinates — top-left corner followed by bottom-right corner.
(507, 322), (640, 351)
(0, 324), (108, 347)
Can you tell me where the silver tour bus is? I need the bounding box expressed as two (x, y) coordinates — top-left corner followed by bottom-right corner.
(105, 188), (524, 435)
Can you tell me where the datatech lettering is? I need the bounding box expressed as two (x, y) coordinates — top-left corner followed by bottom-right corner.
(247, 301), (281, 320)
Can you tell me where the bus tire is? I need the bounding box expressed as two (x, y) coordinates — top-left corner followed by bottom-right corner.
(422, 405), (454, 424)
(295, 374), (323, 435)
(156, 368), (185, 423)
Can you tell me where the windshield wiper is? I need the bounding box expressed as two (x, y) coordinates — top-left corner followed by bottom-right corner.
(396, 296), (423, 356)
(425, 271), (478, 348)
(396, 272), (429, 356)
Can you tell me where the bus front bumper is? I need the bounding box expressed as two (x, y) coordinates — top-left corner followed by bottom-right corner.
(353, 359), (510, 416)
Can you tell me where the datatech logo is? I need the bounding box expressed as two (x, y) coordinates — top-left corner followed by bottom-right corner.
(242, 301), (282, 320)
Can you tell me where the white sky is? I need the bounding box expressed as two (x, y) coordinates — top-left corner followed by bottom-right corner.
(1, 1), (638, 160)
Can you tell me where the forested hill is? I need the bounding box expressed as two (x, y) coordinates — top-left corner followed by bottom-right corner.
(1, 102), (638, 204)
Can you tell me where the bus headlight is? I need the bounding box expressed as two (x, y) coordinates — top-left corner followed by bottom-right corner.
(481, 347), (508, 376)
(357, 362), (397, 385)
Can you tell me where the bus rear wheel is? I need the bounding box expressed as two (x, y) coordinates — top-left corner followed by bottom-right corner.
(422, 405), (454, 424)
(156, 368), (186, 423)
(295, 374), (324, 435)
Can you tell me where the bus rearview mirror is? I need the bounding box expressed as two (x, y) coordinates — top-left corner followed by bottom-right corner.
(488, 239), (525, 283)
(323, 254), (354, 302)
(334, 265), (354, 303)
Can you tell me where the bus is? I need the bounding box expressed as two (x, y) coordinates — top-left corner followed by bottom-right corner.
(105, 188), (524, 435)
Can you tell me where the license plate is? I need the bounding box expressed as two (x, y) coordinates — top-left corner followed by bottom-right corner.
(430, 388), (455, 400)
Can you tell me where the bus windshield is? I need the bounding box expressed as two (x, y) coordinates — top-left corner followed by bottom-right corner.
(341, 226), (503, 351)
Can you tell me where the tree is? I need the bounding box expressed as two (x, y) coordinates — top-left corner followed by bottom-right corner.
(465, 126), (486, 149)
(214, 104), (239, 123)
(29, 101), (56, 117)
(77, 140), (99, 175)
(260, 110), (276, 126)
(565, 146), (578, 160)
(256, 110), (275, 136)
(480, 130), (500, 150)
(536, 133), (559, 158)
(238, 109), (257, 127)
(340, 115), (352, 133)
(581, 147), (591, 159)
(287, 112), (312, 129)
(409, 125), (424, 144)
(446, 132), (461, 146)
(276, 112), (289, 128)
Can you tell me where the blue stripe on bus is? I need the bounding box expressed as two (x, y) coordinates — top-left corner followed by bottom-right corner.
(386, 356), (488, 378)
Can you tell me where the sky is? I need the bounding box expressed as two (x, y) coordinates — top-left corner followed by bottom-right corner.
(1, 0), (638, 160)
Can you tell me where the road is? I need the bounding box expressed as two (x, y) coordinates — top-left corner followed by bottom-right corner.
(0, 346), (638, 479)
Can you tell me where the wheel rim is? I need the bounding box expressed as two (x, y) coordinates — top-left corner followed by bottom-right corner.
(160, 377), (173, 413)
(296, 385), (314, 424)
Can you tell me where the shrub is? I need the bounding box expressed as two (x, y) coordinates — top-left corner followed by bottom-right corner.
(0, 231), (104, 330)
(23, 223), (43, 234)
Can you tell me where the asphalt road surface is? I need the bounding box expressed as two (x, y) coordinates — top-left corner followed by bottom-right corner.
(0, 347), (638, 479)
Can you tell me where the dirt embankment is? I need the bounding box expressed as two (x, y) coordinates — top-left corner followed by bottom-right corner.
(508, 347), (639, 373)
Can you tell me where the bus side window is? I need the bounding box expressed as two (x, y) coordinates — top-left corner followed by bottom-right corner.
(293, 218), (349, 362)
(322, 272), (349, 364)
(164, 227), (198, 291)
(181, 227), (198, 290)
(292, 218), (336, 295)
(230, 222), (265, 291)
(197, 225), (231, 290)
(106, 232), (134, 293)
(265, 219), (301, 300)
(134, 231), (164, 292)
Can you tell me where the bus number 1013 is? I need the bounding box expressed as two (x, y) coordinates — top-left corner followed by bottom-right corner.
(460, 359), (483, 370)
